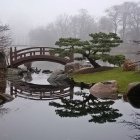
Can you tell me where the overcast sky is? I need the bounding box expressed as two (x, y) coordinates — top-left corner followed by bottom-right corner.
(0, 0), (140, 27)
(0, 0), (140, 43)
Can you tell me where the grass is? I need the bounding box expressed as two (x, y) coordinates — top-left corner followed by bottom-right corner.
(72, 68), (140, 93)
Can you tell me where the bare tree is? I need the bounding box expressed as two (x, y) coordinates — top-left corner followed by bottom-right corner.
(119, 2), (132, 41)
(106, 2), (140, 42)
(106, 5), (121, 34)
(76, 9), (97, 40)
(0, 24), (11, 67)
(0, 24), (11, 48)
(128, 2), (140, 41)
(98, 16), (113, 33)
(29, 9), (97, 46)
(55, 14), (71, 38)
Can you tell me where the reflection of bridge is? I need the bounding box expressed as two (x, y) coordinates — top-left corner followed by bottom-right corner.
(10, 81), (73, 100)
(9, 47), (71, 67)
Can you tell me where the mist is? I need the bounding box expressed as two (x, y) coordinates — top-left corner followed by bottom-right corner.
(0, 0), (140, 45)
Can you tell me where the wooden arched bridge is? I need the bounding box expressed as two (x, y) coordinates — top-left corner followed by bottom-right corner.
(9, 47), (71, 67)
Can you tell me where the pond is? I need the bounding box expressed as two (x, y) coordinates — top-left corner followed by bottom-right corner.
(0, 62), (140, 140)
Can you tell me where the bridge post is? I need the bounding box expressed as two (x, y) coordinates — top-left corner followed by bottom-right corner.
(14, 47), (17, 61)
(43, 47), (45, 55)
(10, 47), (13, 66)
(40, 47), (42, 55)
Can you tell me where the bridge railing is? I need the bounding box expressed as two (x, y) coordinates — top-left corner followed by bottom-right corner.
(10, 47), (61, 65)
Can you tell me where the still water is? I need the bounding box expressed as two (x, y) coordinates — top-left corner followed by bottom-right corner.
(0, 62), (140, 140)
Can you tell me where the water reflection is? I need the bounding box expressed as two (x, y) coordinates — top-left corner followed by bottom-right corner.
(0, 71), (6, 94)
(1, 70), (140, 125)
(0, 106), (10, 117)
(1, 71), (140, 140)
(0, 72), (14, 105)
(49, 91), (123, 123)
(121, 112), (140, 140)
(10, 81), (73, 100)
(0, 72), (11, 115)
(2, 70), (140, 110)
(2, 75), (124, 123)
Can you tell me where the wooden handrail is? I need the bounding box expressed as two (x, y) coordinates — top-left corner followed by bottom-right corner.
(15, 47), (57, 53)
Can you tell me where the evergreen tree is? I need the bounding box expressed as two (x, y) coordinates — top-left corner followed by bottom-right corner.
(55, 32), (123, 68)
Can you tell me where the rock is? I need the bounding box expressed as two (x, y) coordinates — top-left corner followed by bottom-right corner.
(123, 83), (140, 109)
(7, 68), (23, 75)
(6, 68), (24, 82)
(89, 80), (118, 99)
(48, 69), (64, 80)
(20, 67), (28, 72)
(42, 70), (52, 74)
(47, 70), (69, 86)
(0, 93), (14, 104)
(122, 59), (137, 71)
(128, 82), (140, 93)
(65, 62), (81, 73)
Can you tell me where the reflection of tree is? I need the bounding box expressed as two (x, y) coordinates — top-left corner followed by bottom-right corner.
(0, 72), (6, 94)
(0, 74), (6, 105)
(121, 113), (140, 140)
(0, 105), (10, 117)
(49, 92), (122, 123)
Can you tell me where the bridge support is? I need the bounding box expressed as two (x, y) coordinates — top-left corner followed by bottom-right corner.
(10, 47), (13, 67)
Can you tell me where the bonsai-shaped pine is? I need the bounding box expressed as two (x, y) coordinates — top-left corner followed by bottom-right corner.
(55, 32), (123, 68)
(76, 32), (123, 68)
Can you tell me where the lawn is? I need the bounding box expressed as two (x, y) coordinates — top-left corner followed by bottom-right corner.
(72, 68), (140, 93)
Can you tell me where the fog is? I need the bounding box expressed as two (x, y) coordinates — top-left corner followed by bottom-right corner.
(0, 0), (140, 45)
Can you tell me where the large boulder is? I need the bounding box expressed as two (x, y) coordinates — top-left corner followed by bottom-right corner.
(89, 80), (118, 99)
(127, 82), (140, 93)
(47, 70), (70, 86)
(123, 82), (140, 109)
(65, 62), (81, 73)
(6, 68), (24, 82)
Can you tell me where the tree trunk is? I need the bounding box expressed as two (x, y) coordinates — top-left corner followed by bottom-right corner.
(84, 54), (101, 68)
(69, 46), (74, 62)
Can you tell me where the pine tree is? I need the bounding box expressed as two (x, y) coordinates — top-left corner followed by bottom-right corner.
(55, 32), (123, 68)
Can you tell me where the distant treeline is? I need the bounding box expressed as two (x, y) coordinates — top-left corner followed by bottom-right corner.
(29, 2), (140, 46)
